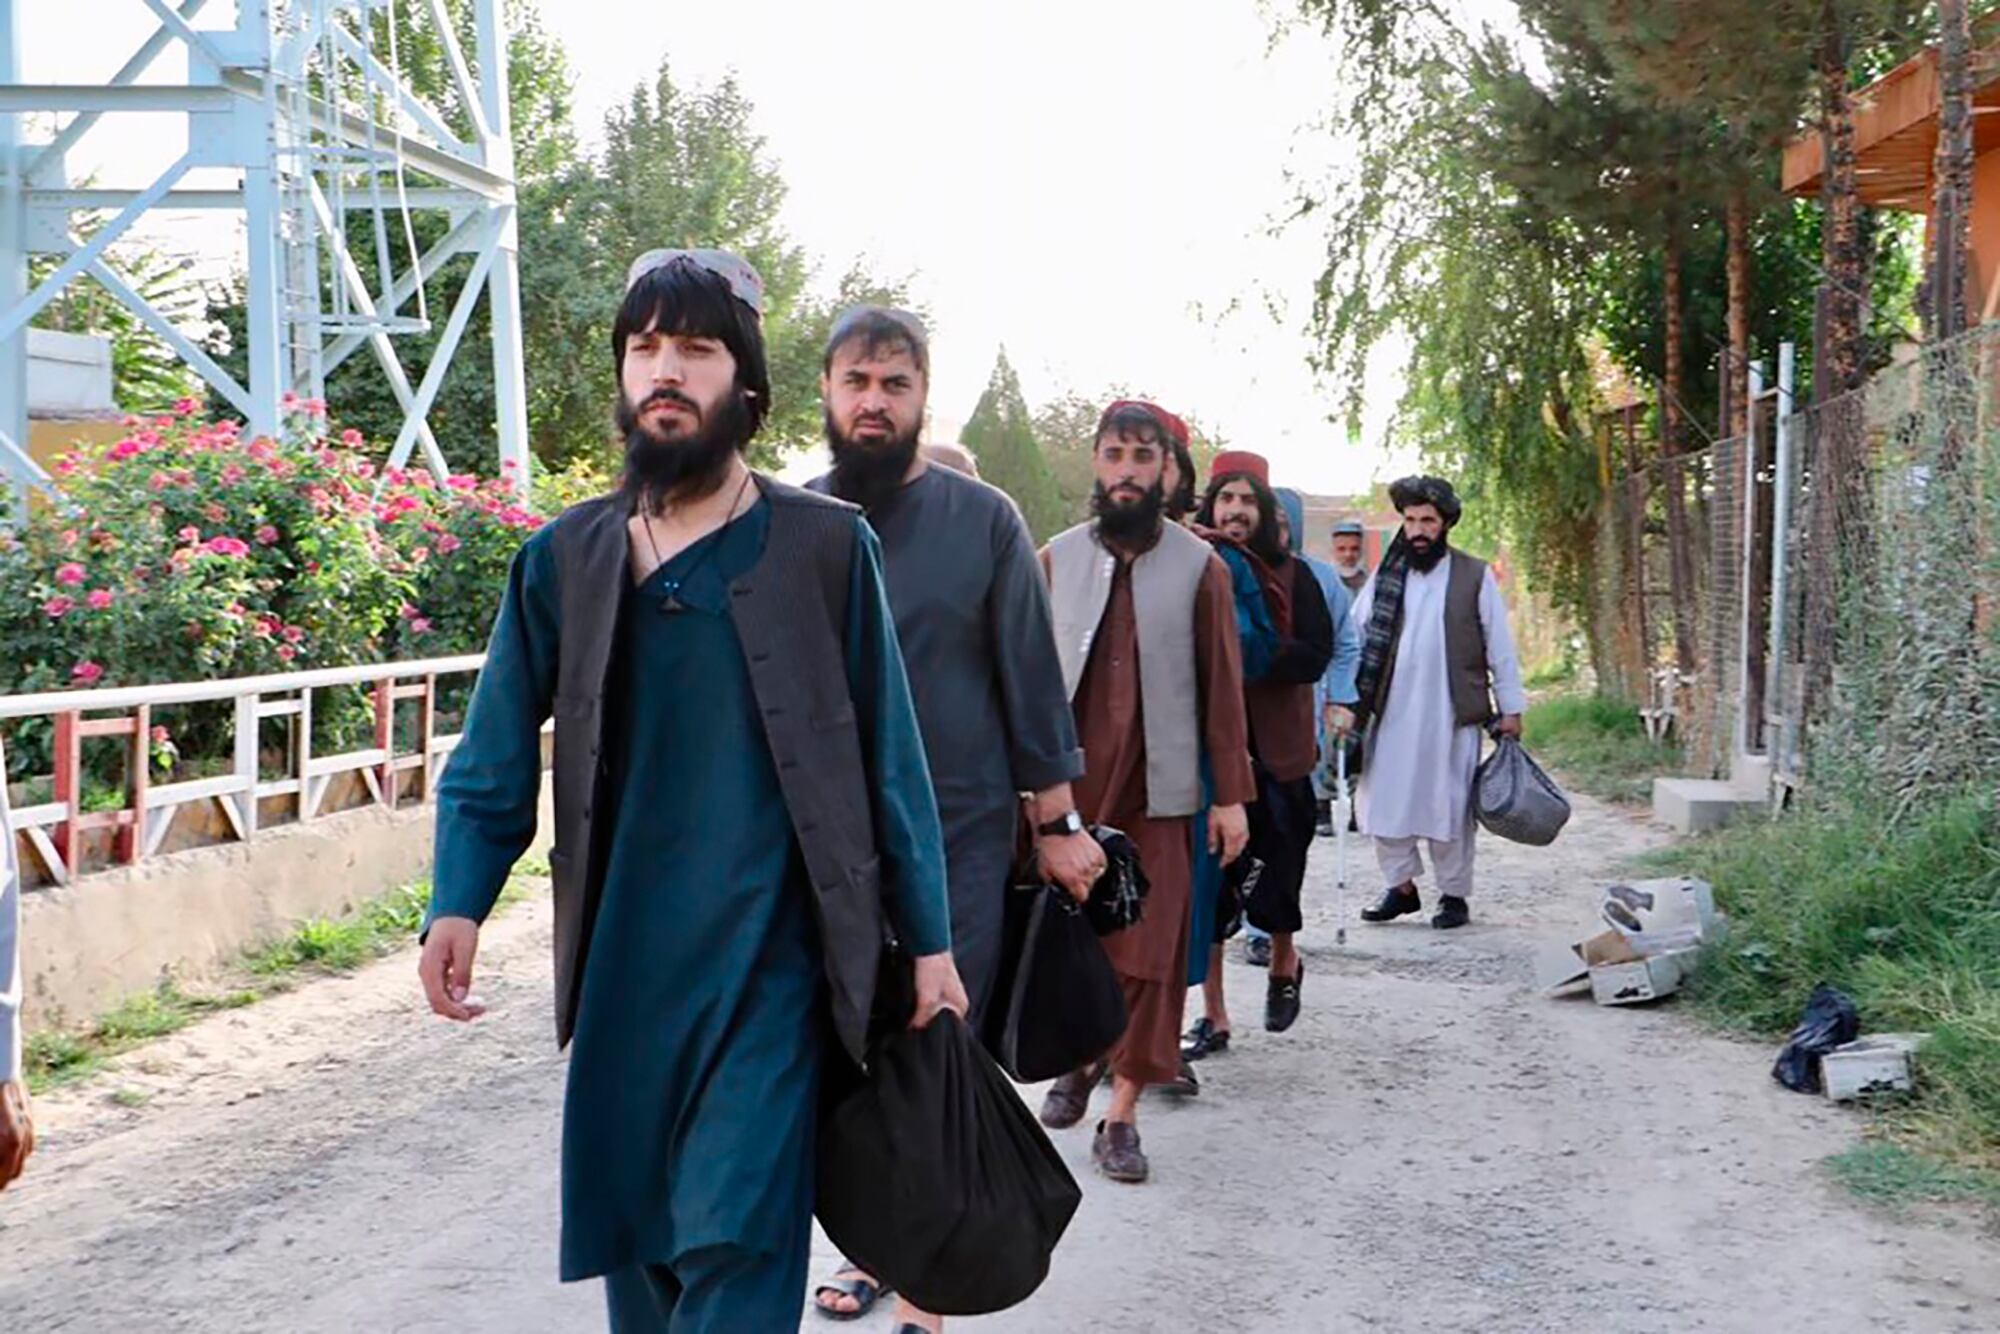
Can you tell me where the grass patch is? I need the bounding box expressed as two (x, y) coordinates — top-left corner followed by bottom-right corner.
(1825, 1143), (2000, 1212)
(1523, 693), (1679, 804)
(108, 1087), (151, 1109)
(25, 864), (551, 1094)
(1655, 790), (2000, 1167)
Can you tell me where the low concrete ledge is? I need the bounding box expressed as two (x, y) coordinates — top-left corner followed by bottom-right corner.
(19, 777), (552, 1028)
(1652, 776), (1761, 835)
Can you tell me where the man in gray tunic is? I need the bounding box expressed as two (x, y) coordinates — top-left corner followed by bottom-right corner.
(809, 306), (1099, 1331)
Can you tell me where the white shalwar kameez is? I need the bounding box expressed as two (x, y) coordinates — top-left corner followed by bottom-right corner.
(1349, 554), (1527, 897)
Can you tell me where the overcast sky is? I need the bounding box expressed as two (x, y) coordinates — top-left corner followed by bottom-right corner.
(19, 1), (1445, 494)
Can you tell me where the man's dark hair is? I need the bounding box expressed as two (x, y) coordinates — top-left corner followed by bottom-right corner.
(1094, 401), (1170, 451)
(1198, 470), (1285, 565)
(823, 305), (929, 377)
(612, 257), (771, 438)
(1165, 436), (1198, 519)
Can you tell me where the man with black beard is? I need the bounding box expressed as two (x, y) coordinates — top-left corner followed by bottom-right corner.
(421, 252), (964, 1331)
(1352, 475), (1526, 930)
(1035, 400), (1252, 1185)
(807, 307), (1095, 1331)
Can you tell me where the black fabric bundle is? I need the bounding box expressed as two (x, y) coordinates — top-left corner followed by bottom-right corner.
(816, 1012), (1082, 1315)
(1082, 823), (1148, 935)
(987, 880), (1129, 1083)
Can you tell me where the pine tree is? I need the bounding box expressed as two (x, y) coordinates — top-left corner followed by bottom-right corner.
(962, 350), (1065, 541)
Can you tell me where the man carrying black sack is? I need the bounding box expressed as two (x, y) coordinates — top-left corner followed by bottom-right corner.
(419, 249), (965, 1332)
(809, 307), (1095, 1331)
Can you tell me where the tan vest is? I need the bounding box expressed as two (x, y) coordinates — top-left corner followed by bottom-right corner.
(1045, 521), (1211, 818)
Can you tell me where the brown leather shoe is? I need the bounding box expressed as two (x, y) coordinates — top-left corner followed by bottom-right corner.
(1039, 1063), (1103, 1130)
(1092, 1119), (1149, 1183)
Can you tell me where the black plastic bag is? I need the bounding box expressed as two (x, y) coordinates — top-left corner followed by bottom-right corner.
(1474, 735), (1572, 846)
(816, 1012), (1082, 1316)
(987, 881), (1129, 1083)
(1771, 985), (1861, 1093)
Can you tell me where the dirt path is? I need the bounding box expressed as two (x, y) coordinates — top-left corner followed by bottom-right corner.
(2, 793), (1996, 1332)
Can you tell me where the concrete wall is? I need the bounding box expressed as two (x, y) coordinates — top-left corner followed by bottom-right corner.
(27, 328), (115, 416)
(18, 776), (552, 1028)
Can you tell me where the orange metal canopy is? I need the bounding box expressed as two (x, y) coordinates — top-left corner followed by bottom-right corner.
(1782, 46), (2000, 210)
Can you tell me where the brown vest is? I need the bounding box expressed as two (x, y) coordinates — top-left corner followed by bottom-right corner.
(547, 477), (887, 1066)
(1369, 551), (1495, 728)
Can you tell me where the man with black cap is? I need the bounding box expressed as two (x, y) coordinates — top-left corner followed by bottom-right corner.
(1351, 476), (1526, 929)
(419, 249), (964, 1331)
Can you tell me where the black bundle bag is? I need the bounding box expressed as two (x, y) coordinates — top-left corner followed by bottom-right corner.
(1771, 985), (1861, 1094)
(1081, 824), (1149, 935)
(816, 1011), (1082, 1316)
(987, 880), (1129, 1083)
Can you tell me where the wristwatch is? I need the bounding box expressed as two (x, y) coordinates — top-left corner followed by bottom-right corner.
(1035, 810), (1085, 838)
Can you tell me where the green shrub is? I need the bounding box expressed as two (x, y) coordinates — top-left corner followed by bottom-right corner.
(1523, 693), (1678, 804)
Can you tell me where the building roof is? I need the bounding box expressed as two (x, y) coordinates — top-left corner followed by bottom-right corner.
(1782, 43), (2000, 211)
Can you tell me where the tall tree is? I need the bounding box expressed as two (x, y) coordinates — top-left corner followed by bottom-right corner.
(963, 351), (1065, 541)
(1928, 0), (1974, 342)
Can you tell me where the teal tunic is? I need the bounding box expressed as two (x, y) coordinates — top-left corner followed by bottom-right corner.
(428, 498), (951, 1290)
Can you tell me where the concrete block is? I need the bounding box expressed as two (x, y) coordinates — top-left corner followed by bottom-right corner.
(1823, 1033), (1928, 1102)
(1652, 777), (1759, 834)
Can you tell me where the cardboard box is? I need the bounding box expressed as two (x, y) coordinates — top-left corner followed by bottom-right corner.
(1822, 1033), (1928, 1102)
(1588, 948), (1697, 1006)
(1539, 930), (1640, 997)
(1535, 940), (1592, 996)
(1599, 877), (1717, 954)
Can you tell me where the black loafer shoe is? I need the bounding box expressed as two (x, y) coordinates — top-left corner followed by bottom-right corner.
(1432, 895), (1471, 930)
(1360, 883), (1423, 923)
(1180, 1016), (1231, 1061)
(1265, 960), (1305, 1033)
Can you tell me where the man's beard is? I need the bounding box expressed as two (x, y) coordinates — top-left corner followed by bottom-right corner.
(1091, 479), (1165, 546)
(616, 386), (752, 513)
(825, 410), (922, 512)
(1407, 533), (1450, 572)
(1333, 560), (1363, 578)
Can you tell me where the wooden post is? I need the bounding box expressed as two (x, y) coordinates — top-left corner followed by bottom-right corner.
(297, 687), (315, 823)
(375, 675), (396, 808)
(419, 672), (437, 802)
(53, 708), (79, 877)
(121, 703), (149, 864)
(234, 691), (261, 839)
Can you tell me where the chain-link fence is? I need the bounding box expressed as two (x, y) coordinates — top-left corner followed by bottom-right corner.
(1594, 324), (2000, 806)
(1593, 430), (1753, 781)
(1771, 326), (2000, 809)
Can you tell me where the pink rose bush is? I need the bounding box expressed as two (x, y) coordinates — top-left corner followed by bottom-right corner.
(1, 412), (548, 780)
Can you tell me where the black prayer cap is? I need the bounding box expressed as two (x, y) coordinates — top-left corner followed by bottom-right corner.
(1388, 474), (1463, 526)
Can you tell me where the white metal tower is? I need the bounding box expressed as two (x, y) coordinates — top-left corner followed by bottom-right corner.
(0, 0), (531, 512)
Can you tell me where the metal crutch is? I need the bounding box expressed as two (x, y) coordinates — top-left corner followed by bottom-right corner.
(1334, 740), (1350, 946)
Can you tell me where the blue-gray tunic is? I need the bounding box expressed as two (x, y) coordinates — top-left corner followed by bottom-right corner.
(811, 465), (1083, 1017)
(429, 499), (950, 1286)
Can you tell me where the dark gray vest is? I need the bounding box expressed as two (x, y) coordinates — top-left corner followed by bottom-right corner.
(1369, 551), (1495, 728)
(546, 476), (885, 1066)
